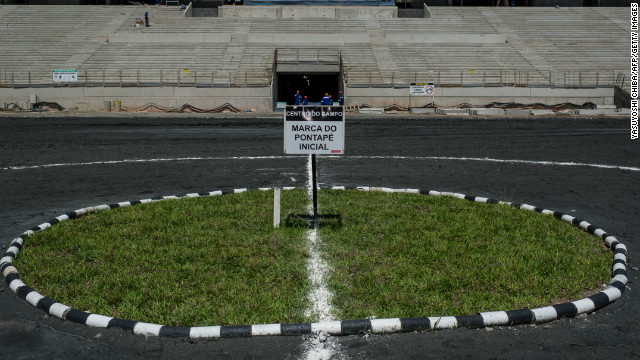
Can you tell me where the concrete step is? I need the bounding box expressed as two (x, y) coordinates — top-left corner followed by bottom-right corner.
(468, 108), (505, 115)
(505, 109), (531, 116)
(530, 109), (555, 116)
(359, 108), (384, 114)
(435, 108), (469, 115)
(575, 109), (603, 116)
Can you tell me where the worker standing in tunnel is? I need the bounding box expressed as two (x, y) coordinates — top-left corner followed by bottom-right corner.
(294, 90), (302, 105)
(321, 93), (331, 105)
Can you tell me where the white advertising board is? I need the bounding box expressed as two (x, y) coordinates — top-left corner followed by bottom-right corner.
(410, 84), (435, 96)
(284, 105), (345, 155)
(52, 69), (78, 83)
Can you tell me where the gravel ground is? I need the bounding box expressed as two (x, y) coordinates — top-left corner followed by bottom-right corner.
(0, 113), (638, 359)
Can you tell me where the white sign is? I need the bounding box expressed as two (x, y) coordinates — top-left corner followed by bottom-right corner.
(52, 69), (78, 83)
(425, 85), (435, 95)
(284, 105), (345, 154)
(410, 84), (435, 96)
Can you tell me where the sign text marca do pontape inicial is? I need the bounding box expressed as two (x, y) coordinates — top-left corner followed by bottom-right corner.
(284, 106), (345, 155)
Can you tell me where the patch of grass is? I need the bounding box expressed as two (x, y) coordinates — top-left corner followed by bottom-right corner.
(317, 190), (611, 320)
(17, 190), (311, 327)
(16, 189), (612, 327)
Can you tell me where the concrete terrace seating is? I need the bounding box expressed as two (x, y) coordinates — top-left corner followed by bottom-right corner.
(0, 5), (629, 91)
(379, 11), (496, 34)
(340, 44), (382, 87)
(478, 8), (627, 76)
(355, 7), (628, 89)
(83, 43), (230, 69)
(249, 18), (367, 33)
(0, 5), (134, 85)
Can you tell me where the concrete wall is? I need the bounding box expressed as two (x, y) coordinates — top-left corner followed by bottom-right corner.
(192, 8), (218, 17)
(189, 0), (222, 6)
(1, 85), (615, 112)
(423, 0), (448, 5)
(27, 0), (88, 4)
(219, 5), (397, 18)
(1, 86), (273, 112)
(277, 64), (341, 72)
(344, 86), (615, 107)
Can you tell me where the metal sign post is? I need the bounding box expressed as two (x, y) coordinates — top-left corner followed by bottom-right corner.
(273, 187), (281, 228)
(284, 105), (345, 228)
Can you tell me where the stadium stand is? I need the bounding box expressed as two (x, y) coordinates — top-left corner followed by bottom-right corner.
(0, 4), (630, 110)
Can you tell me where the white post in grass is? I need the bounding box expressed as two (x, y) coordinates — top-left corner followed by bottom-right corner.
(273, 188), (281, 228)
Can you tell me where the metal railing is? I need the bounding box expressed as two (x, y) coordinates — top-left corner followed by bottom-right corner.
(343, 68), (624, 90)
(0, 68), (272, 89)
(0, 67), (627, 92)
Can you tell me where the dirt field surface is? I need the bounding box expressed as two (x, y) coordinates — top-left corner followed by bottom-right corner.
(1, 113), (638, 359)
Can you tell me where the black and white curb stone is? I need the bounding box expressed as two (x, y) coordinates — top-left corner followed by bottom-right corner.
(1, 186), (628, 338)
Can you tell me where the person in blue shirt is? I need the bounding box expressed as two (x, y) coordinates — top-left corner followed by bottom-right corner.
(302, 96), (308, 105)
(338, 91), (344, 106)
(294, 90), (302, 105)
(321, 93), (331, 105)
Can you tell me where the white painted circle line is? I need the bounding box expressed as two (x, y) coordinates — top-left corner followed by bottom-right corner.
(2, 155), (638, 172)
(339, 156), (640, 172)
(1, 186), (627, 339)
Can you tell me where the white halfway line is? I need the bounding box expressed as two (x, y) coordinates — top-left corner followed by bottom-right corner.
(304, 154), (335, 323)
(302, 154), (338, 360)
(347, 156), (640, 172)
(1, 156), (297, 171)
(2, 155), (638, 172)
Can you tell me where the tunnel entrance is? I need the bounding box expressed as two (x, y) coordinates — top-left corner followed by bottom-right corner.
(276, 73), (341, 106)
(273, 48), (342, 109)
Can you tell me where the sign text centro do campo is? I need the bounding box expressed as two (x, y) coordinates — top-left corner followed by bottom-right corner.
(284, 105), (345, 154)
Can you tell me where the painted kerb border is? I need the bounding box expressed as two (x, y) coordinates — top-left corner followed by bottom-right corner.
(1, 186), (628, 338)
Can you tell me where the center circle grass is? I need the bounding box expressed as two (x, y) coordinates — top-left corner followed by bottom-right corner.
(15, 189), (611, 327)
